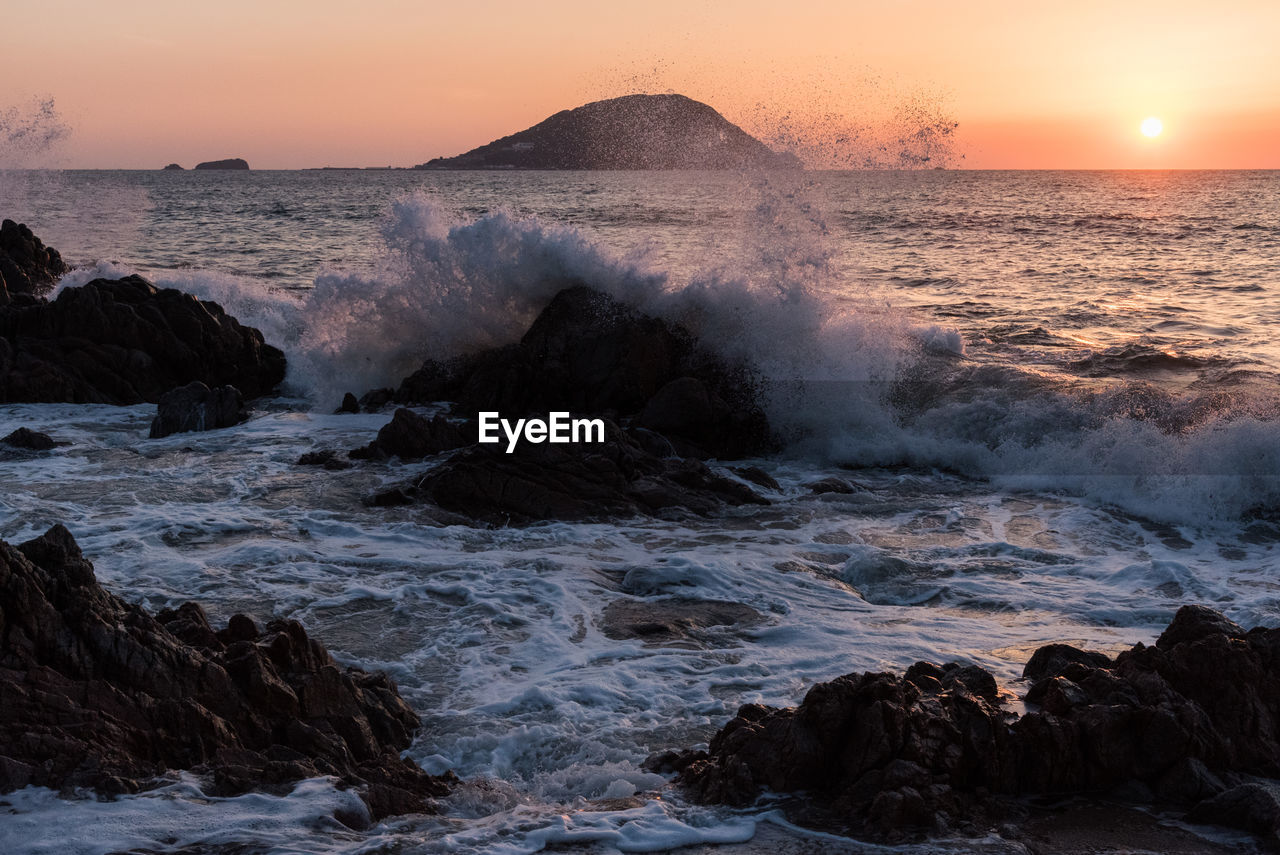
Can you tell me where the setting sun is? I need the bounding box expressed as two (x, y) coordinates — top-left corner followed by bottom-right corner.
(1141, 116), (1164, 137)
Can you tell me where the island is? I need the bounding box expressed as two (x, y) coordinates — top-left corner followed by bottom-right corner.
(416, 94), (800, 170)
(194, 158), (250, 170)
(162, 163), (184, 170)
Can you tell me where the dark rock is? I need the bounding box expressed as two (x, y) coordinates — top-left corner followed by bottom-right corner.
(0, 525), (452, 819)
(149, 381), (246, 438)
(163, 163), (184, 170)
(1189, 783), (1280, 845)
(670, 606), (1280, 845)
(601, 598), (764, 643)
(297, 449), (353, 471)
(337, 392), (360, 414)
(1, 427), (56, 450)
(349, 408), (472, 460)
(194, 158), (249, 170)
(730, 465), (780, 491)
(384, 285), (773, 460)
(0, 219), (66, 303)
(417, 94), (800, 171)
(409, 419), (768, 524)
(0, 273), (286, 404)
(807, 477), (857, 494)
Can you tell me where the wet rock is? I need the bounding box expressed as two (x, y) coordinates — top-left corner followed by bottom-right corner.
(807, 477), (857, 495)
(669, 606), (1280, 846)
(382, 285), (773, 460)
(1188, 783), (1280, 845)
(149, 381), (246, 438)
(349, 408), (472, 460)
(0, 525), (452, 819)
(1, 427), (56, 450)
(601, 598), (764, 644)
(336, 392), (360, 414)
(0, 273), (286, 404)
(407, 420), (768, 524)
(0, 219), (66, 304)
(730, 465), (780, 491)
(296, 449), (353, 470)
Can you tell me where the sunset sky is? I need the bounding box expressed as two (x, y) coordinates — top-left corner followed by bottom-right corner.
(3, 0), (1277, 169)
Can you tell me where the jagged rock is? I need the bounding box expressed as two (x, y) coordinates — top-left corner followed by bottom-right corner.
(336, 392), (360, 414)
(398, 420), (767, 524)
(1, 427), (56, 450)
(0, 273), (286, 404)
(417, 94), (800, 170)
(668, 606), (1280, 846)
(383, 285), (773, 460)
(149, 381), (246, 438)
(349, 408), (471, 460)
(0, 219), (66, 304)
(195, 158), (249, 170)
(0, 526), (452, 820)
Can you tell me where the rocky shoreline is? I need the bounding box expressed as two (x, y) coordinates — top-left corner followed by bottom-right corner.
(4, 223), (1280, 851)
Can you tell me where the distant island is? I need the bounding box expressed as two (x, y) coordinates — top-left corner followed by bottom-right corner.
(417, 94), (801, 170)
(195, 158), (250, 170)
(162, 163), (184, 171)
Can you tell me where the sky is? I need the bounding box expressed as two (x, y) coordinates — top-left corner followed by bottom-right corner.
(2, 0), (1277, 169)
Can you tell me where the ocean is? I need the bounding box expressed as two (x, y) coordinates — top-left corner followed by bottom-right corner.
(2, 167), (1278, 853)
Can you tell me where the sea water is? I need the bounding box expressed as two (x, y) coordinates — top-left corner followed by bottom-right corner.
(1, 168), (1278, 853)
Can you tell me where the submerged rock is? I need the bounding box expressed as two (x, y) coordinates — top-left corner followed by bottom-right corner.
(601, 598), (764, 644)
(398, 420), (768, 524)
(0, 525), (452, 820)
(665, 606), (1280, 845)
(149, 381), (246, 438)
(0, 273), (286, 404)
(382, 284), (773, 460)
(0, 218), (67, 304)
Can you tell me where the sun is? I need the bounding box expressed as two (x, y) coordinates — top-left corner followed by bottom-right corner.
(1140, 117), (1164, 138)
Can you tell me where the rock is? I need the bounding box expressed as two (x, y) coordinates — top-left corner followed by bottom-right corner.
(149, 381), (246, 438)
(730, 465), (780, 491)
(601, 598), (764, 644)
(417, 94), (800, 170)
(349, 408), (472, 460)
(1188, 783), (1280, 844)
(163, 163), (184, 170)
(0, 273), (286, 404)
(336, 392), (360, 414)
(404, 420), (768, 524)
(297, 449), (353, 471)
(668, 606), (1280, 845)
(384, 285), (773, 460)
(195, 158), (249, 170)
(1, 427), (56, 450)
(0, 525), (452, 818)
(807, 476), (857, 494)
(0, 219), (67, 304)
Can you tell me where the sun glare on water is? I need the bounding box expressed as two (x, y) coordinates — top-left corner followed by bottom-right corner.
(1140, 116), (1164, 138)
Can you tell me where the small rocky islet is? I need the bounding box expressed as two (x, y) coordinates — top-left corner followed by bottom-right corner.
(4, 222), (1280, 850)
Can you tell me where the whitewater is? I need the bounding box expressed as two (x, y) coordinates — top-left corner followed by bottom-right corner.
(2, 167), (1279, 853)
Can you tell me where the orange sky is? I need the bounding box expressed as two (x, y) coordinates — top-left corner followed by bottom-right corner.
(2, 0), (1277, 169)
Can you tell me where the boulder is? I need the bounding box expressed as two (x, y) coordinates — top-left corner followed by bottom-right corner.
(349, 408), (472, 460)
(1, 427), (56, 450)
(149, 381), (246, 438)
(384, 285), (773, 459)
(0, 525), (452, 820)
(385, 419), (767, 524)
(0, 219), (66, 304)
(667, 606), (1280, 845)
(0, 274), (286, 404)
